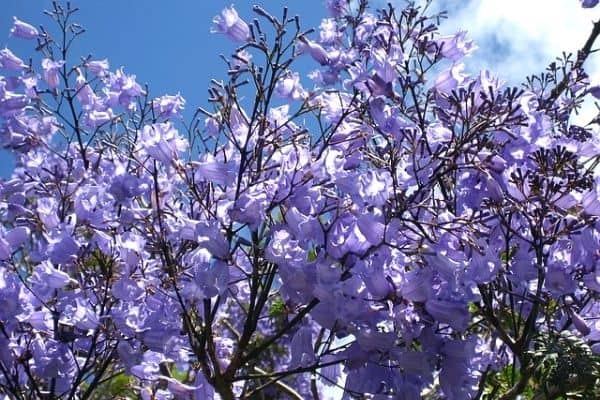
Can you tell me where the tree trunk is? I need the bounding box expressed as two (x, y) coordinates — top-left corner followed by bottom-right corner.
(214, 377), (235, 400)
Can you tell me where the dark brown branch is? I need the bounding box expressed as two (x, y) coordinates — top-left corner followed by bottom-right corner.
(544, 19), (600, 107)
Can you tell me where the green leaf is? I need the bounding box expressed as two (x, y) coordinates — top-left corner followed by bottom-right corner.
(86, 373), (136, 399)
(307, 246), (317, 262)
(269, 298), (286, 318)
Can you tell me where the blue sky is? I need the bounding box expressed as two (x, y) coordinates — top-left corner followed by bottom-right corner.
(0, 1), (323, 109)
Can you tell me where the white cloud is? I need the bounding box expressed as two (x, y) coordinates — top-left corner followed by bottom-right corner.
(435, 0), (600, 85)
(379, 0), (600, 122)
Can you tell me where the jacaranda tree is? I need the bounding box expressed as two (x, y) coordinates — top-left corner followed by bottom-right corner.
(1, 0), (600, 398)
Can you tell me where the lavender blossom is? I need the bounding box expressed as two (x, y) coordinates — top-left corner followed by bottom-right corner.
(10, 17), (39, 39)
(212, 6), (250, 42)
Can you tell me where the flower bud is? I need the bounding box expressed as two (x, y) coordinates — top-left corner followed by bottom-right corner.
(41, 58), (65, 89)
(581, 0), (599, 8)
(212, 6), (250, 42)
(10, 17), (39, 40)
(85, 59), (110, 77)
(299, 37), (330, 65)
(0, 48), (26, 70)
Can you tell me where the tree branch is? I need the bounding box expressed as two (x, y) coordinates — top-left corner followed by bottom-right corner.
(544, 19), (600, 107)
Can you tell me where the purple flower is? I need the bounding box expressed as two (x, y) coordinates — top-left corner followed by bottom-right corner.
(372, 45), (403, 83)
(75, 70), (95, 106)
(31, 261), (75, 289)
(49, 232), (79, 264)
(3, 226), (29, 251)
(0, 89), (29, 115)
(298, 37), (330, 65)
(41, 58), (65, 89)
(478, 151), (507, 173)
(319, 18), (340, 44)
(567, 308), (591, 336)
(485, 172), (504, 202)
(140, 122), (188, 164)
(37, 197), (60, 229)
(589, 85), (600, 98)
(581, 0), (599, 8)
(113, 277), (145, 301)
(117, 232), (146, 267)
(0, 227), (29, 260)
(212, 6), (250, 42)
(106, 67), (144, 108)
(20, 74), (38, 98)
(435, 63), (467, 93)
(355, 13), (377, 44)
(195, 223), (229, 258)
(327, 213), (372, 258)
(230, 189), (268, 230)
(181, 260), (229, 302)
(437, 30), (477, 61)
(356, 212), (385, 246)
(360, 260), (392, 298)
(191, 153), (236, 186)
(204, 115), (220, 137)
(357, 170), (393, 206)
(469, 246), (500, 284)
(401, 267), (433, 302)
(426, 122), (452, 143)
(152, 93), (185, 119)
(0, 48), (26, 70)
(85, 59), (109, 77)
(581, 190), (600, 215)
(545, 263), (576, 296)
(194, 372), (215, 400)
(583, 269), (600, 292)
(24, 310), (53, 331)
(84, 109), (114, 128)
(439, 340), (480, 399)
(425, 299), (470, 331)
(65, 298), (100, 330)
(290, 326), (315, 368)
(10, 17), (39, 39)
(275, 72), (307, 100)
(109, 173), (149, 202)
(0, 269), (22, 319)
(131, 351), (165, 381)
(355, 326), (395, 352)
(325, 0), (348, 17)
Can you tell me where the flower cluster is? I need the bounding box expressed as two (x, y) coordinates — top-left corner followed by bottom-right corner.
(0, 1), (600, 399)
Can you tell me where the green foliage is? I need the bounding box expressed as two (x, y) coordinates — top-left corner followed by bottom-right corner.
(481, 365), (534, 399)
(86, 373), (137, 400)
(307, 246), (318, 262)
(268, 298), (287, 319)
(528, 331), (600, 399)
(482, 331), (600, 399)
(170, 367), (188, 382)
